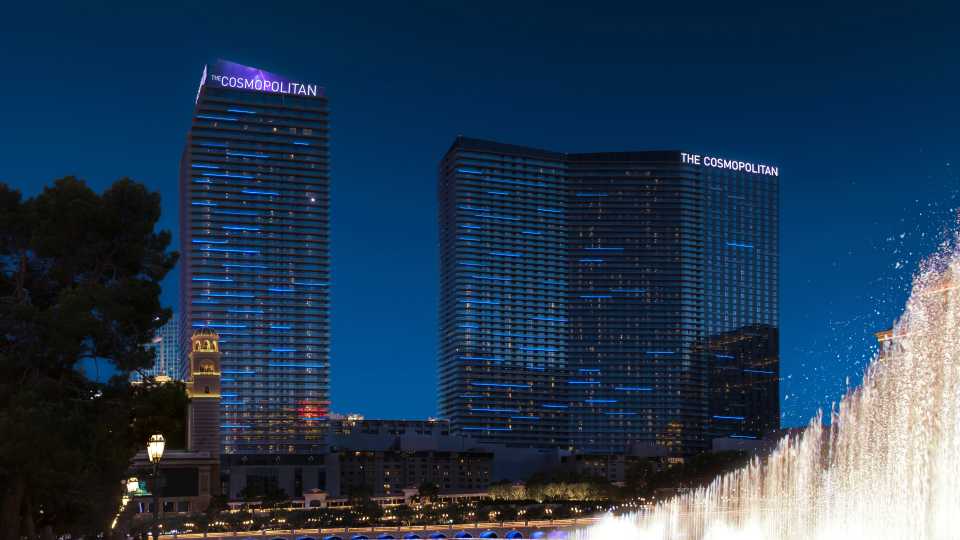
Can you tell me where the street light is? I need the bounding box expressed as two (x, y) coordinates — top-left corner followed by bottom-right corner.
(147, 434), (165, 540)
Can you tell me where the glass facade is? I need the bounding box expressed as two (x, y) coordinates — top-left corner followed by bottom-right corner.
(438, 138), (779, 455)
(132, 317), (181, 382)
(180, 60), (330, 454)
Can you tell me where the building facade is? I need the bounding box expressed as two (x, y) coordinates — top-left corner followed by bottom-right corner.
(133, 316), (180, 382)
(180, 59), (331, 454)
(438, 138), (779, 455)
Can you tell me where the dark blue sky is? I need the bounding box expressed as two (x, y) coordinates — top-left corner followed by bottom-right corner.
(1, 1), (957, 426)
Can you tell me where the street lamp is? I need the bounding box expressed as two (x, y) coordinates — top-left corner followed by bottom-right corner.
(147, 434), (165, 540)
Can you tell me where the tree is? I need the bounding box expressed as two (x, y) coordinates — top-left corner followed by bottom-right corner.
(0, 178), (178, 538)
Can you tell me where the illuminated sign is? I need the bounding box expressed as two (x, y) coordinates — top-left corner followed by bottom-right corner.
(681, 152), (779, 177)
(204, 59), (320, 97)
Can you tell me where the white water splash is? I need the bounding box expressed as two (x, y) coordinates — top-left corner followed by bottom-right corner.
(579, 239), (960, 540)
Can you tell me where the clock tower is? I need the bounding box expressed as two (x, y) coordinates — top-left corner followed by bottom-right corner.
(187, 328), (221, 456)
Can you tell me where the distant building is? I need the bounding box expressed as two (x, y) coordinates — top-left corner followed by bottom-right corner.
(438, 137), (780, 455)
(180, 59), (331, 454)
(132, 317), (180, 382)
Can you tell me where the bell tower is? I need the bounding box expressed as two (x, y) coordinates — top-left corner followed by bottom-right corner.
(187, 328), (221, 456)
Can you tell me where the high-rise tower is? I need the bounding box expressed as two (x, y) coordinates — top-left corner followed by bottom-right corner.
(180, 60), (330, 454)
(438, 138), (779, 455)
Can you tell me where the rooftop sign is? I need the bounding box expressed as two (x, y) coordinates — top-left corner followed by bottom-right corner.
(681, 152), (779, 177)
(204, 59), (321, 97)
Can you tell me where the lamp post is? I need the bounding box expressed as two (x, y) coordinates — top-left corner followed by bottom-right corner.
(147, 434), (166, 540)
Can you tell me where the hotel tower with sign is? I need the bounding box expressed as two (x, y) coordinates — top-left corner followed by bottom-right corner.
(439, 137), (779, 455)
(180, 60), (330, 454)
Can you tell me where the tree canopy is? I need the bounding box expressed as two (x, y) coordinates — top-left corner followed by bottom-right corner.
(0, 177), (179, 538)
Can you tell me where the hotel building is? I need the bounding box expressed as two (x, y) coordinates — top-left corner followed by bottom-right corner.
(438, 138), (779, 455)
(180, 60), (330, 454)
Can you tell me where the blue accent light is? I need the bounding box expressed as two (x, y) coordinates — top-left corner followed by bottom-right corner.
(293, 141), (310, 146)
(575, 192), (609, 197)
(730, 435), (758, 439)
(203, 172), (255, 179)
(215, 210), (258, 216)
(531, 316), (567, 322)
(224, 263), (268, 269)
(227, 151), (271, 158)
(487, 190), (510, 195)
(227, 108), (256, 114)
(223, 225), (261, 231)
(458, 205), (490, 212)
(536, 207), (562, 213)
(458, 235), (481, 241)
(615, 386), (653, 391)
(715, 354), (735, 359)
(200, 247), (260, 254)
(294, 281), (329, 287)
(199, 142), (227, 147)
(579, 368), (601, 373)
(744, 369), (775, 374)
(585, 399), (617, 404)
(460, 224), (482, 229)
(191, 164), (219, 169)
(567, 380), (599, 385)
(470, 275), (512, 282)
(604, 412), (637, 416)
(459, 323), (480, 329)
(459, 299), (500, 305)
(457, 168), (483, 174)
(272, 348), (297, 352)
(511, 416), (540, 420)
(268, 287), (295, 293)
(543, 404), (568, 409)
(713, 415), (746, 420)
(192, 277), (233, 282)
(271, 325), (292, 330)
(519, 346), (559, 352)
(242, 189), (280, 196)
(197, 114), (238, 121)
(579, 295), (612, 299)
(192, 179), (212, 184)
(726, 241), (755, 249)
(227, 309), (263, 314)
(521, 230), (542, 235)
(191, 239), (228, 244)
(645, 351), (675, 356)
(470, 382), (531, 389)
(191, 201), (217, 207)
(579, 258), (604, 263)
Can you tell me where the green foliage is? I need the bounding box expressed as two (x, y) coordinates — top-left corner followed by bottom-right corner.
(0, 178), (178, 537)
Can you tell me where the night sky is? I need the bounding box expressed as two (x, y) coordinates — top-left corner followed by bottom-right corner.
(1, 1), (957, 426)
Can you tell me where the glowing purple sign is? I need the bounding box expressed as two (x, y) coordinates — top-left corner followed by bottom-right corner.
(205, 59), (321, 97)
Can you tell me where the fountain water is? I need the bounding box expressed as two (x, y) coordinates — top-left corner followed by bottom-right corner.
(578, 240), (960, 539)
